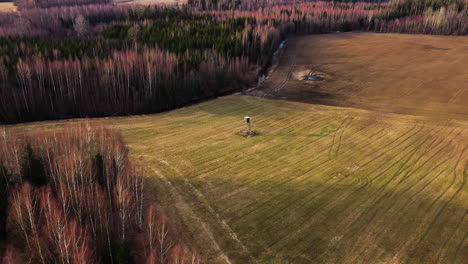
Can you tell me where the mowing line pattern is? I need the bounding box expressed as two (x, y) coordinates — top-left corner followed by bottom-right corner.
(100, 95), (467, 263)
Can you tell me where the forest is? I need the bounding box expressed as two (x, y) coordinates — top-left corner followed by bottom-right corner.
(0, 122), (201, 263)
(0, 0), (467, 124)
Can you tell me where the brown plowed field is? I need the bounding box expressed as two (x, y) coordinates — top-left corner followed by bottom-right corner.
(255, 33), (468, 120)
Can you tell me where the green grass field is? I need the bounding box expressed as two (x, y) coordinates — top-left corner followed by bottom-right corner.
(16, 94), (467, 264)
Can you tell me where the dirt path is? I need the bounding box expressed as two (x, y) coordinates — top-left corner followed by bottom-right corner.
(139, 154), (234, 264)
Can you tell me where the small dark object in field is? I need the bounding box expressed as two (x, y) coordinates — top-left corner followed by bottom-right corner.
(236, 130), (257, 137)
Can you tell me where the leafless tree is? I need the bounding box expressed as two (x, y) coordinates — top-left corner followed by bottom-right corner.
(2, 246), (21, 264)
(9, 184), (49, 264)
(74, 15), (89, 37)
(114, 179), (134, 242)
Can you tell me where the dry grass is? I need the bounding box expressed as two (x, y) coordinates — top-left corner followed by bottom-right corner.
(10, 94), (468, 264)
(0, 2), (16, 12)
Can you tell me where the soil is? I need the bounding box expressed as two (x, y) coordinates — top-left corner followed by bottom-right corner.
(250, 32), (468, 120)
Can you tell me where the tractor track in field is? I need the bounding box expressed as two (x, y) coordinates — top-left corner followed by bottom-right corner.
(403, 149), (467, 263)
(188, 106), (318, 173)
(275, 126), (465, 261)
(452, 219), (468, 263)
(248, 39), (299, 99)
(346, 131), (465, 262)
(347, 127), (461, 230)
(191, 107), (385, 181)
(328, 117), (352, 160)
(141, 157), (234, 264)
(353, 122), (428, 189)
(435, 204), (468, 263)
(216, 117), (384, 203)
(193, 115), (335, 181)
(194, 117), (336, 180)
(152, 157), (255, 263)
(226, 121), (404, 217)
(258, 123), (440, 243)
(273, 62), (296, 94)
(226, 120), (398, 222)
(358, 125), (450, 190)
(266, 142), (446, 250)
(234, 123), (425, 229)
(217, 117), (337, 199)
(272, 40), (299, 94)
(342, 126), (449, 216)
(334, 117), (354, 159)
(448, 85), (467, 104)
(344, 130), (451, 224)
(212, 117), (336, 184)
(347, 155), (456, 261)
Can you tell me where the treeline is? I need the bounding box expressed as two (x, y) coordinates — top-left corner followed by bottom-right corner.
(189, 0), (468, 34)
(0, 49), (250, 123)
(197, 1), (467, 35)
(187, 0), (389, 10)
(0, 122), (202, 263)
(14, 0), (111, 10)
(387, 0), (466, 18)
(0, 4), (129, 37)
